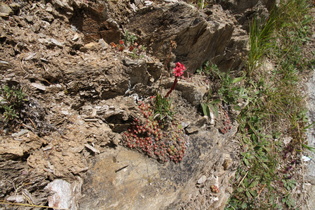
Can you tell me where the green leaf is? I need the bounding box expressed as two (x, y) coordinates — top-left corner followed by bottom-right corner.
(249, 180), (259, 188)
(201, 103), (210, 117)
(232, 77), (243, 84)
(249, 189), (258, 197)
(245, 191), (252, 199)
(241, 202), (248, 209)
(243, 158), (250, 166)
(237, 188), (244, 193)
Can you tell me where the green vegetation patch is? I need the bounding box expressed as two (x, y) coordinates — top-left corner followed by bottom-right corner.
(198, 0), (314, 209)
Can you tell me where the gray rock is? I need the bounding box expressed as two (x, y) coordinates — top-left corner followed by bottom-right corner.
(197, 175), (207, 184)
(11, 129), (29, 137)
(50, 38), (64, 47)
(6, 195), (24, 203)
(52, 0), (73, 13)
(185, 126), (199, 134)
(25, 15), (34, 23)
(98, 38), (108, 50)
(31, 83), (47, 91)
(45, 3), (53, 12)
(305, 69), (315, 208)
(127, 3), (236, 72)
(170, 79), (208, 106)
(79, 127), (239, 210)
(0, 2), (13, 17)
(123, 58), (150, 86)
(84, 144), (100, 154)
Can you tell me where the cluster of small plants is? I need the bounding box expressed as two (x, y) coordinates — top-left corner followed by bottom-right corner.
(110, 31), (146, 59)
(152, 94), (174, 122)
(122, 101), (186, 163)
(121, 62), (187, 163)
(226, 0), (313, 209)
(0, 85), (27, 122)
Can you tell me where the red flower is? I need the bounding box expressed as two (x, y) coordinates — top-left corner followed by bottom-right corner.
(173, 62), (186, 77)
(119, 40), (124, 45)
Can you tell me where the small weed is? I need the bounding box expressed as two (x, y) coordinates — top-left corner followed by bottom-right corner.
(152, 94), (173, 122)
(0, 85), (27, 122)
(196, 61), (219, 77)
(2, 105), (18, 121)
(110, 31), (147, 59)
(198, 62), (246, 109)
(1, 85), (26, 107)
(124, 30), (138, 46)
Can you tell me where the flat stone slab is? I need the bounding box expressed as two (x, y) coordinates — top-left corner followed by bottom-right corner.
(304, 69), (315, 209)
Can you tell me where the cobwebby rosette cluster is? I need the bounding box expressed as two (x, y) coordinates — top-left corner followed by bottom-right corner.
(165, 62), (186, 98)
(173, 62), (186, 77)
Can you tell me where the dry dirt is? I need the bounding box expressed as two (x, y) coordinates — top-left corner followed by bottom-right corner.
(0, 0), (314, 210)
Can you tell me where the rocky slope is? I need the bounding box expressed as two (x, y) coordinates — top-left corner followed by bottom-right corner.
(0, 0), (278, 209)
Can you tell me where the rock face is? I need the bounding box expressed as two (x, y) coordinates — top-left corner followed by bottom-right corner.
(126, 3), (242, 72)
(305, 66), (315, 209)
(218, 0), (277, 13)
(79, 128), (239, 210)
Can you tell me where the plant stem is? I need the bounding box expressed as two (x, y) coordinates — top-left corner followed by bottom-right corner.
(165, 77), (178, 98)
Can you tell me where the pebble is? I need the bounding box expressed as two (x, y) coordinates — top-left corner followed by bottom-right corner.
(72, 33), (80, 41)
(197, 175), (207, 184)
(0, 2), (13, 17)
(80, 42), (99, 52)
(50, 38), (64, 47)
(99, 38), (109, 50)
(11, 129), (29, 137)
(25, 15), (34, 23)
(46, 4), (53, 12)
(6, 195), (24, 203)
(84, 144), (100, 154)
(31, 83), (47, 91)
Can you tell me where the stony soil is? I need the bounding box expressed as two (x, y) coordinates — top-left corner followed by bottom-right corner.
(0, 0), (313, 209)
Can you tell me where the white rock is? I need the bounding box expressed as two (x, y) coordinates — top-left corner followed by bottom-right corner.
(61, 110), (69, 115)
(45, 179), (74, 210)
(31, 83), (46, 91)
(72, 33), (80, 41)
(302, 156), (312, 162)
(197, 175), (207, 184)
(98, 38), (108, 50)
(24, 52), (37, 61)
(145, 1), (153, 6)
(85, 144), (100, 154)
(7, 195), (24, 203)
(50, 38), (64, 47)
(283, 136), (292, 145)
(11, 129), (29, 137)
(0, 2), (13, 17)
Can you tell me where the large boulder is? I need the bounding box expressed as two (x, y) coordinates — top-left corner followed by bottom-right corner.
(79, 127), (239, 209)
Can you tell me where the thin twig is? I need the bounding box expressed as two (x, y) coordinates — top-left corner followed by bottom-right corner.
(256, 184), (266, 198)
(237, 171), (248, 187)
